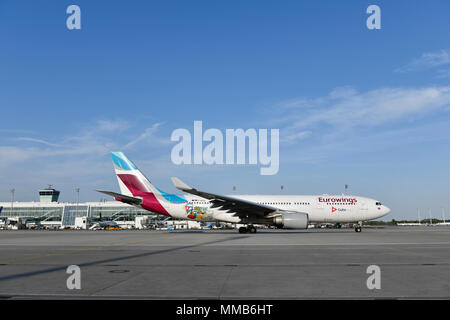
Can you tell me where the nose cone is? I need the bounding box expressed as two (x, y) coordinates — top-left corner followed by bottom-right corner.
(382, 205), (391, 216)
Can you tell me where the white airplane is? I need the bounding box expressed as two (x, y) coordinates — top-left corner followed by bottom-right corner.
(97, 152), (390, 233)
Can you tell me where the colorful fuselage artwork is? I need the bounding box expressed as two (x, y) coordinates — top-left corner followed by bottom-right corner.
(185, 203), (214, 221)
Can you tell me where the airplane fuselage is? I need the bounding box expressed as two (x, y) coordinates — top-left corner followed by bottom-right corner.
(150, 194), (390, 225)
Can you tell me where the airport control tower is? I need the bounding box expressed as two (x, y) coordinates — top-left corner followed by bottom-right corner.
(39, 185), (60, 203)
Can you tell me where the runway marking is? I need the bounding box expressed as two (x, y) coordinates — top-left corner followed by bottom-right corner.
(1, 292), (449, 299)
(2, 242), (450, 250)
(201, 242), (450, 246)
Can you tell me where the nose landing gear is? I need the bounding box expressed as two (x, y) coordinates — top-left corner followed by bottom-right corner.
(354, 221), (362, 232)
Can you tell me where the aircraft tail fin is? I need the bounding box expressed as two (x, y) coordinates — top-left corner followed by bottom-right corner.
(110, 152), (162, 198)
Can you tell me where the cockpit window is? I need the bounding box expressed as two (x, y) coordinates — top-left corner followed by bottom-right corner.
(376, 202), (382, 206)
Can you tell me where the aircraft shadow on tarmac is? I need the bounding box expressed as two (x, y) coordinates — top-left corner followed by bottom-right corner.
(0, 235), (250, 283)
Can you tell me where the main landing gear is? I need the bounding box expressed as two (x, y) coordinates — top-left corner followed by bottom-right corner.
(238, 225), (257, 234)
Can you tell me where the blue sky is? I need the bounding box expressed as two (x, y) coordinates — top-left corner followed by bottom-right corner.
(1, 0), (450, 220)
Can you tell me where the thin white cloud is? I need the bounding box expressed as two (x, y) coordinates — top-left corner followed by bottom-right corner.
(396, 49), (450, 73)
(0, 146), (38, 167)
(96, 119), (131, 132)
(436, 69), (450, 79)
(0, 119), (131, 169)
(15, 137), (62, 148)
(268, 85), (450, 167)
(0, 119), (170, 199)
(0, 120), (170, 172)
(281, 131), (312, 143)
(122, 122), (169, 150)
(280, 86), (450, 132)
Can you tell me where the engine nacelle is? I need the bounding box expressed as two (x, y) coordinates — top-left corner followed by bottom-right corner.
(273, 212), (309, 229)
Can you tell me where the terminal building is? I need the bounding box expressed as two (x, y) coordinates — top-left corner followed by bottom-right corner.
(0, 186), (161, 227)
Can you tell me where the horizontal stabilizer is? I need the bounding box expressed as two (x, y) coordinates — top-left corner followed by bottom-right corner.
(96, 190), (143, 205)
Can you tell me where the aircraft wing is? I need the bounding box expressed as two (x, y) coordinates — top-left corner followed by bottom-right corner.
(171, 177), (278, 218)
(96, 190), (143, 205)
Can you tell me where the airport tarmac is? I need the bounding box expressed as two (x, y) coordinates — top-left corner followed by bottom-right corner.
(0, 226), (449, 299)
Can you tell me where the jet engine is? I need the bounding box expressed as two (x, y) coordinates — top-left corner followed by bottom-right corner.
(272, 212), (309, 229)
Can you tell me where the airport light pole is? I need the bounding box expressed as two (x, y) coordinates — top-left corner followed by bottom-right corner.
(443, 207), (446, 224)
(417, 208), (421, 224)
(76, 188), (80, 216)
(10, 188), (15, 216)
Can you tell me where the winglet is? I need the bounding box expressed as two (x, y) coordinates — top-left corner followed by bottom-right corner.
(171, 177), (193, 191)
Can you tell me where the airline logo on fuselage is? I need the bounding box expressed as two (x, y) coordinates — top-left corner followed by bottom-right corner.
(331, 206), (347, 213)
(318, 197), (358, 204)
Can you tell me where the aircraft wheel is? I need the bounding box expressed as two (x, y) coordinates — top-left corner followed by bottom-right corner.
(248, 226), (257, 233)
(239, 227), (248, 234)
(355, 226), (362, 232)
